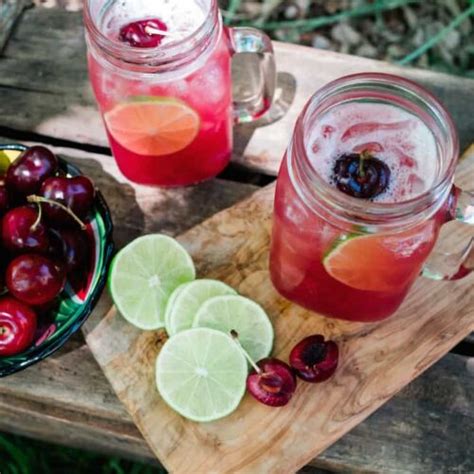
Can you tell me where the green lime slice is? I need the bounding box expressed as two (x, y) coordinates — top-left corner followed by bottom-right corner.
(0, 149), (20, 175)
(156, 328), (247, 422)
(194, 295), (273, 363)
(109, 234), (195, 330)
(164, 282), (191, 333)
(165, 279), (237, 336)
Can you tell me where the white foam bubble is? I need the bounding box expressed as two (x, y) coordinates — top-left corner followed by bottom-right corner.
(306, 102), (438, 203)
(101, 0), (208, 45)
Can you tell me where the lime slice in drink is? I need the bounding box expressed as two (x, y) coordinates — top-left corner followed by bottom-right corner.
(323, 230), (426, 292)
(104, 97), (200, 156)
(194, 295), (273, 362)
(109, 234), (195, 330)
(165, 279), (237, 336)
(156, 328), (247, 422)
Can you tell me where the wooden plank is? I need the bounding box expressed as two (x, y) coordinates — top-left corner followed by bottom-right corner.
(2, 8), (474, 176)
(0, 0), (32, 52)
(1, 344), (472, 474)
(32, 0), (82, 11)
(85, 148), (474, 472)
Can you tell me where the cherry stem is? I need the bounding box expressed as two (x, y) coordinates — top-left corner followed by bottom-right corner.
(0, 327), (6, 335)
(30, 202), (43, 231)
(144, 26), (174, 37)
(27, 195), (87, 230)
(359, 149), (371, 178)
(230, 330), (262, 374)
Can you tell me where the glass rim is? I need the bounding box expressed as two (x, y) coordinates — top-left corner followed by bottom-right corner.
(290, 72), (459, 228)
(83, 0), (219, 68)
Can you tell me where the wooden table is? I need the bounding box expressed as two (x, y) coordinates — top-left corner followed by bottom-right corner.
(0, 5), (473, 473)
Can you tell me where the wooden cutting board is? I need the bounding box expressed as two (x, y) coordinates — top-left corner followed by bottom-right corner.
(86, 146), (474, 474)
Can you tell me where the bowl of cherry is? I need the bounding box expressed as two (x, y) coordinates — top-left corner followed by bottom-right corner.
(0, 144), (113, 377)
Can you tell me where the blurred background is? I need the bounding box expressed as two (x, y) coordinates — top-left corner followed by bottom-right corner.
(30, 0), (474, 76)
(220, 0), (474, 76)
(1, 0), (474, 473)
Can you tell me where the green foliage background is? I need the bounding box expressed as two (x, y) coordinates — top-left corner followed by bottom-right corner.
(0, 433), (166, 474)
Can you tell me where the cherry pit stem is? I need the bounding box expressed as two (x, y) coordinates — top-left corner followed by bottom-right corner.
(144, 25), (174, 37)
(230, 330), (262, 374)
(30, 202), (43, 231)
(27, 195), (87, 230)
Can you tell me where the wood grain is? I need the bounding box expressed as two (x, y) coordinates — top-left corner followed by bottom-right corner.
(86, 152), (474, 472)
(2, 8), (474, 176)
(0, 0), (32, 51)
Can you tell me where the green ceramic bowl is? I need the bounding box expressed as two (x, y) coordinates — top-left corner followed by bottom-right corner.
(0, 144), (114, 377)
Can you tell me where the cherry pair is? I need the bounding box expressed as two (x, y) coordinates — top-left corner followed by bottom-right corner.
(233, 332), (339, 407)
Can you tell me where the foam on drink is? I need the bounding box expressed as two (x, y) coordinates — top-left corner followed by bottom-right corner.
(100, 0), (208, 45)
(306, 102), (438, 203)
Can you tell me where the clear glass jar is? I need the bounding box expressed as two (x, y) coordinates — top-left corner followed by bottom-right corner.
(84, 0), (276, 186)
(270, 73), (474, 322)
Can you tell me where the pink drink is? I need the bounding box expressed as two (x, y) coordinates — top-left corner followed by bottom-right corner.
(88, 40), (232, 185)
(86, 0), (232, 186)
(85, 0), (276, 186)
(270, 84), (454, 322)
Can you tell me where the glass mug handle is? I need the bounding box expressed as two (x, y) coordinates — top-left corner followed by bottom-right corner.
(422, 185), (474, 280)
(227, 27), (276, 123)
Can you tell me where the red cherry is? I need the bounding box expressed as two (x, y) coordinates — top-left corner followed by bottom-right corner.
(0, 296), (37, 356)
(38, 176), (95, 227)
(247, 358), (297, 407)
(47, 227), (65, 260)
(2, 205), (49, 253)
(34, 298), (60, 318)
(0, 183), (10, 214)
(6, 254), (66, 306)
(48, 227), (90, 273)
(0, 268), (4, 291)
(289, 335), (339, 383)
(230, 330), (297, 407)
(332, 151), (390, 199)
(119, 18), (168, 48)
(6, 146), (58, 196)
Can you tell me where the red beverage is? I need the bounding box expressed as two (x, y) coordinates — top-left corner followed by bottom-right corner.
(84, 0), (275, 186)
(270, 74), (463, 322)
(271, 157), (445, 322)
